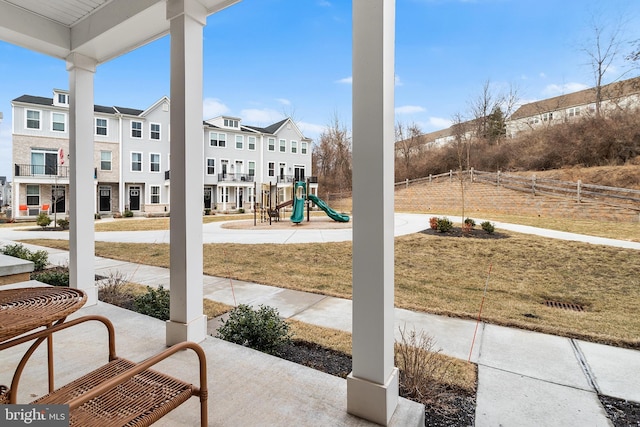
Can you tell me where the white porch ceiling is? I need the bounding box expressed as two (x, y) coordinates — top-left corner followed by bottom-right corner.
(0, 0), (240, 64)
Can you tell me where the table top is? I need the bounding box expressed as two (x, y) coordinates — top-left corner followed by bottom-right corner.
(0, 287), (87, 343)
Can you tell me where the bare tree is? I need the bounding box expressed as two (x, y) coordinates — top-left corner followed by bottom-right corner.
(395, 122), (423, 181)
(312, 113), (352, 197)
(581, 15), (627, 117)
(451, 112), (470, 224)
(468, 80), (519, 145)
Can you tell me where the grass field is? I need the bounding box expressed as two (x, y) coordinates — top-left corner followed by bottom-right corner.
(22, 225), (640, 349)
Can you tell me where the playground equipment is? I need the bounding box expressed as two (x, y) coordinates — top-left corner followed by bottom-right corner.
(290, 181), (350, 224)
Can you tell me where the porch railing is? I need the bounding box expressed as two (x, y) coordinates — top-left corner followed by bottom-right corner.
(14, 163), (69, 178)
(217, 173), (254, 183)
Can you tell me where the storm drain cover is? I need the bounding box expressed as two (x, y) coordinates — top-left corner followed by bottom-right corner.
(544, 300), (585, 312)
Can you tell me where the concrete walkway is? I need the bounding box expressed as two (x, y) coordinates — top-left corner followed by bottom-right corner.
(2, 214), (639, 426)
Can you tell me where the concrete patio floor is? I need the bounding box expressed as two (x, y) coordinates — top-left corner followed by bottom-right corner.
(1, 280), (425, 426)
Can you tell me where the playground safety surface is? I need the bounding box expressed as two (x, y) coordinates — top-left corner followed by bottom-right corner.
(221, 216), (353, 230)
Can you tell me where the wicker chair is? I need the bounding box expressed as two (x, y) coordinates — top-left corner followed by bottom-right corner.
(4, 315), (208, 427)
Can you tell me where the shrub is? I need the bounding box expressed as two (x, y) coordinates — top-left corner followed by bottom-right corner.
(95, 213), (102, 220)
(36, 213), (52, 229)
(56, 218), (69, 230)
(99, 271), (136, 310)
(123, 210), (134, 218)
(216, 304), (291, 355)
(481, 221), (495, 234)
(1, 243), (49, 271)
(204, 208), (211, 215)
(464, 218), (476, 227)
(436, 217), (453, 233)
(394, 326), (452, 407)
(237, 208), (245, 214)
(31, 268), (69, 287)
(134, 285), (170, 321)
(429, 217), (438, 230)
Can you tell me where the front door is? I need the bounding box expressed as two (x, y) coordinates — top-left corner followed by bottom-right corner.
(204, 187), (212, 209)
(52, 185), (65, 213)
(129, 187), (140, 211)
(99, 186), (111, 212)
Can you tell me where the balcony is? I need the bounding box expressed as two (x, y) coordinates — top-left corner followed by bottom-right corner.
(217, 173), (254, 183)
(14, 163), (69, 178)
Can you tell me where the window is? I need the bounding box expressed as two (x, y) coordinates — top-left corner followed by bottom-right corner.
(235, 135), (243, 149)
(52, 112), (66, 132)
(100, 151), (112, 171)
(150, 153), (160, 172)
(57, 93), (68, 105)
(291, 140), (297, 154)
(26, 110), (41, 129)
(206, 158), (215, 175)
(268, 138), (275, 151)
(268, 162), (275, 177)
(248, 136), (256, 150)
(301, 141), (308, 154)
(224, 118), (238, 128)
(26, 184), (39, 206)
(543, 112), (553, 122)
(96, 118), (107, 136)
(248, 161), (256, 177)
(150, 123), (160, 140)
(221, 159), (229, 176)
(209, 132), (226, 147)
(31, 150), (57, 175)
(279, 139), (286, 153)
(150, 186), (160, 204)
(131, 121), (142, 138)
(131, 152), (142, 172)
(568, 107), (581, 117)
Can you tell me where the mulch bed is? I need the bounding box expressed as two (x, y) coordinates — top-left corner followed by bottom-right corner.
(420, 226), (509, 239)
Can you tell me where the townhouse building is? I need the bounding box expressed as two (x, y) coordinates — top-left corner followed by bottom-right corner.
(11, 90), (315, 218)
(507, 76), (640, 137)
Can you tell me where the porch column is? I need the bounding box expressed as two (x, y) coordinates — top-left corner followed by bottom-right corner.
(166, 0), (207, 345)
(347, 1), (398, 425)
(66, 53), (98, 306)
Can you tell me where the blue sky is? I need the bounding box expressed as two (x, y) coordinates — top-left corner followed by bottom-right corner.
(1, 0), (640, 179)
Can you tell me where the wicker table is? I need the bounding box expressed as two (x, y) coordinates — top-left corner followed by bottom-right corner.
(0, 286), (87, 403)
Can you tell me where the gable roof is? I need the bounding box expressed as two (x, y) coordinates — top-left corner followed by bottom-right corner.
(12, 94), (144, 116)
(511, 76), (640, 120)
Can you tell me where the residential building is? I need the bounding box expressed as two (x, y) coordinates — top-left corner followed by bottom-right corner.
(507, 76), (640, 137)
(11, 90), (315, 218)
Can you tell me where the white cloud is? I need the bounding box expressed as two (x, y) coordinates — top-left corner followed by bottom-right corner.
(427, 117), (452, 129)
(203, 98), (229, 119)
(395, 105), (426, 115)
(395, 75), (403, 86)
(240, 108), (284, 125)
(336, 76), (352, 84)
(542, 82), (589, 96)
(276, 98), (291, 106)
(297, 121), (326, 141)
(539, 72), (547, 78)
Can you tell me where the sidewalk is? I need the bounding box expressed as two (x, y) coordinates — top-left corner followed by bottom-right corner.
(2, 215), (639, 426)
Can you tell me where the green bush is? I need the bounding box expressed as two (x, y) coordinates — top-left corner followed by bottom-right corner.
(481, 221), (495, 234)
(216, 304), (291, 355)
(464, 218), (476, 227)
(436, 217), (453, 233)
(134, 285), (170, 321)
(57, 218), (69, 230)
(36, 213), (52, 229)
(123, 210), (134, 218)
(1, 243), (49, 271)
(31, 268), (69, 287)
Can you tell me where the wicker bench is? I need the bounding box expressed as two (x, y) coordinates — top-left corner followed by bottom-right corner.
(3, 315), (208, 427)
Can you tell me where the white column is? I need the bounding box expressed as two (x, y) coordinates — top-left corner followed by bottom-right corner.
(166, 0), (207, 345)
(347, 1), (398, 425)
(67, 53), (98, 306)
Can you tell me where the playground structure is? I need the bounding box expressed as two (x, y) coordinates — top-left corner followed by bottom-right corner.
(256, 180), (350, 225)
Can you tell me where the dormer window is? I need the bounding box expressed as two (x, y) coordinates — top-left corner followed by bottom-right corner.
(53, 91), (69, 107)
(223, 118), (239, 128)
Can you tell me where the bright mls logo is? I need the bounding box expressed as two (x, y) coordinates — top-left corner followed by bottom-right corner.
(2, 405), (68, 426)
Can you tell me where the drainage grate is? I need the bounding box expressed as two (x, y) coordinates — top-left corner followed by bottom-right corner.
(544, 300), (585, 312)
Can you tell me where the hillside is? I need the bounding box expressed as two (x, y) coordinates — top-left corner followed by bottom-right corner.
(509, 164), (640, 190)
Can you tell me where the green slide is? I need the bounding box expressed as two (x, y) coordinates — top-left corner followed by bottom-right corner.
(290, 182), (306, 224)
(308, 194), (350, 222)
